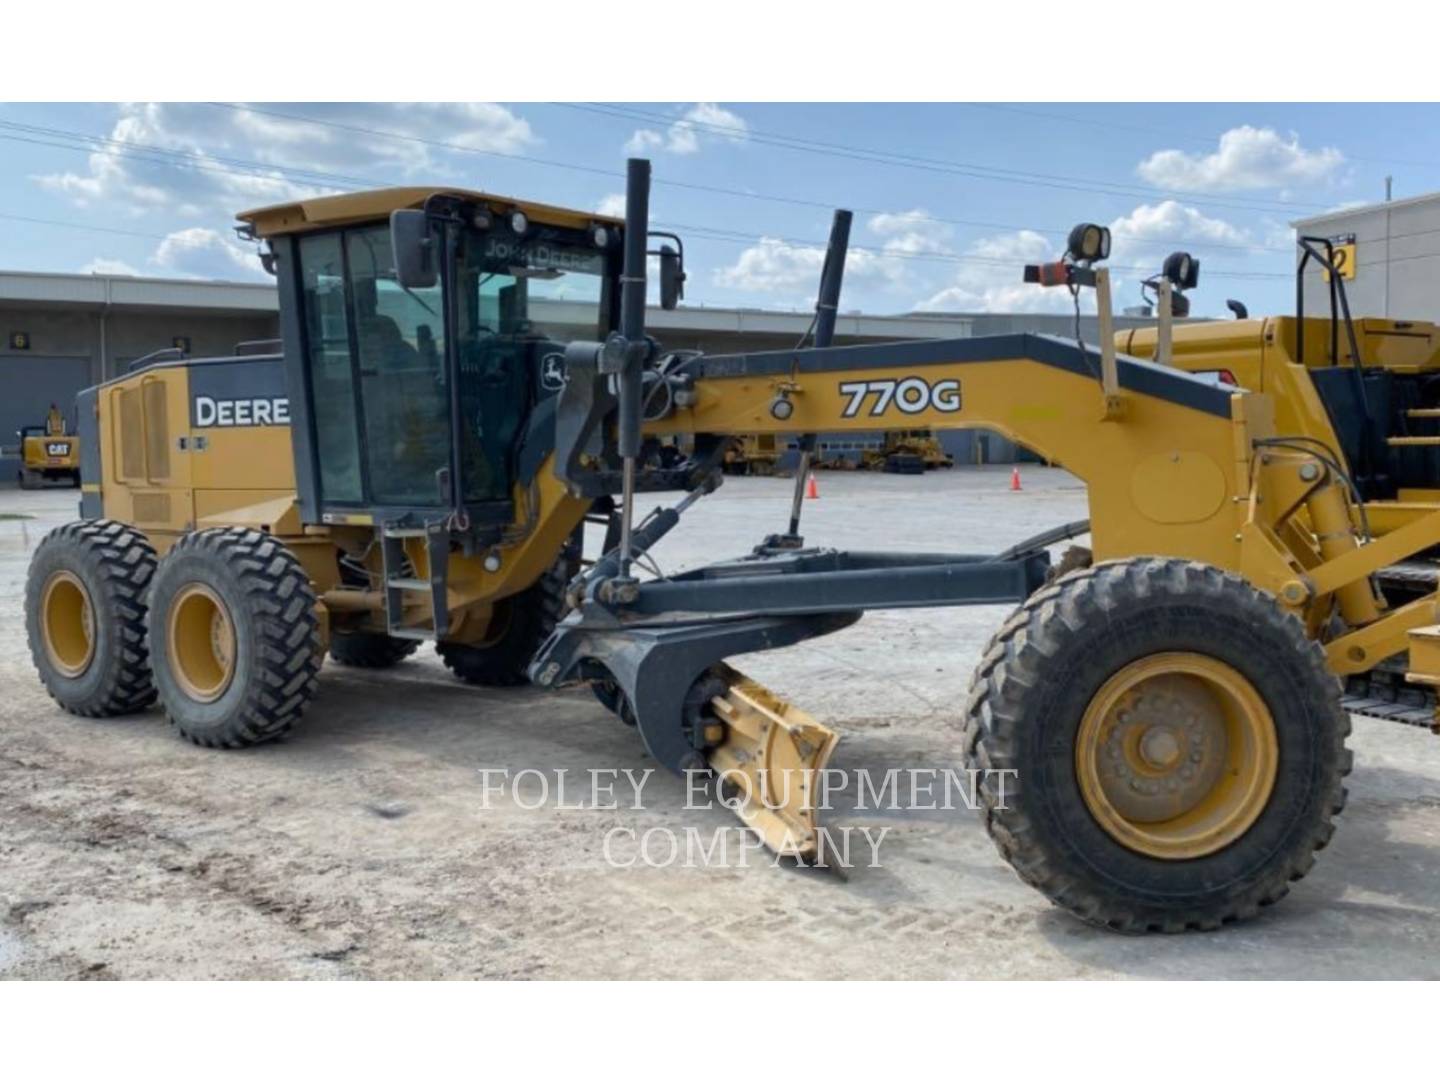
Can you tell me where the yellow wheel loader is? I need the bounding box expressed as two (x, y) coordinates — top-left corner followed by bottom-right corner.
(22, 160), (1434, 932)
(17, 403), (81, 489)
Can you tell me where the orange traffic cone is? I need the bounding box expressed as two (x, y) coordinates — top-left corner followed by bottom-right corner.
(806, 473), (820, 499)
(1010, 467), (1022, 492)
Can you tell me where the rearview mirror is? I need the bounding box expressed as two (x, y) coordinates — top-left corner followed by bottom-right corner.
(659, 244), (685, 310)
(391, 209), (436, 289)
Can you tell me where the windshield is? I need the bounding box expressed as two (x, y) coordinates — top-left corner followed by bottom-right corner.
(463, 229), (609, 339)
(453, 225), (612, 503)
(297, 220), (613, 511)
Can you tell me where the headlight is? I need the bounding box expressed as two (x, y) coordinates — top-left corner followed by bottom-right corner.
(1067, 223), (1111, 263)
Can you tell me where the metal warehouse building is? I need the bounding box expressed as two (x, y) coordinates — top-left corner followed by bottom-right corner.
(1, 268), (1161, 481)
(1294, 191), (1440, 321)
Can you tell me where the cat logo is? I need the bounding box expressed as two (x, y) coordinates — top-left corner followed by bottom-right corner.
(46, 441), (71, 458)
(540, 352), (567, 392)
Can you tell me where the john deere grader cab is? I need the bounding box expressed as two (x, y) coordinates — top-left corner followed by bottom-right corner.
(28, 157), (1440, 932)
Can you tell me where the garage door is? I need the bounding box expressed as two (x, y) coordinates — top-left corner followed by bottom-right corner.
(0, 355), (92, 449)
(0, 354), (92, 455)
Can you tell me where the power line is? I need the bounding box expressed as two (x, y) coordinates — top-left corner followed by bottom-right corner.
(205, 102), (1293, 255)
(967, 102), (1440, 174)
(662, 220), (1288, 280)
(0, 109), (1286, 281)
(0, 118), (379, 192)
(0, 211), (170, 241)
(555, 101), (1327, 214)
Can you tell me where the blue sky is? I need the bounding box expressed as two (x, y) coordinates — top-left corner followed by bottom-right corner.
(1, 102), (1435, 319)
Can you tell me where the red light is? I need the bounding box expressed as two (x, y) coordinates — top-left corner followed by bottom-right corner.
(1218, 369), (1237, 386)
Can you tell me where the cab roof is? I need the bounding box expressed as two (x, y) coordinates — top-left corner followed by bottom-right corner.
(236, 186), (620, 239)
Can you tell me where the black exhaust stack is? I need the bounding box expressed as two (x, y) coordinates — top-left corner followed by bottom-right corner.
(778, 208), (852, 546)
(616, 158), (652, 462)
(598, 158), (658, 587)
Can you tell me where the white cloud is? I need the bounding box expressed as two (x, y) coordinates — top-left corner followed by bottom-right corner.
(624, 129), (665, 154)
(625, 103), (748, 157)
(596, 193), (627, 217)
(1137, 126), (1343, 192)
(713, 236), (892, 294)
(79, 257), (140, 276)
(151, 227), (268, 280)
(1107, 200), (1253, 267)
(920, 229), (1079, 314)
(868, 208), (953, 257)
(34, 102), (538, 217)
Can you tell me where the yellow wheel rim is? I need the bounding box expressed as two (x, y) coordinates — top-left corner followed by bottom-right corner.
(1075, 653), (1278, 860)
(473, 600), (512, 648)
(167, 583), (236, 703)
(41, 570), (96, 678)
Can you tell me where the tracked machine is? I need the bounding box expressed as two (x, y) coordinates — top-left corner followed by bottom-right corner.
(27, 158), (1440, 932)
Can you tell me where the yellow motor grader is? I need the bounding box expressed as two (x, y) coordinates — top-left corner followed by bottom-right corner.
(1120, 247), (1440, 726)
(24, 159), (1440, 932)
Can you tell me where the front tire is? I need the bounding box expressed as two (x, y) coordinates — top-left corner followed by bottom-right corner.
(148, 528), (321, 748)
(437, 546), (573, 687)
(964, 557), (1350, 932)
(25, 519), (158, 716)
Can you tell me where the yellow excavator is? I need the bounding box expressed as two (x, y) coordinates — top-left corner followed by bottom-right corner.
(25, 159), (1440, 932)
(17, 403), (81, 489)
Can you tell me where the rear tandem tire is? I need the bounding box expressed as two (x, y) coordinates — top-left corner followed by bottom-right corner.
(329, 630), (419, 669)
(147, 527), (321, 748)
(963, 557), (1350, 932)
(24, 519), (158, 716)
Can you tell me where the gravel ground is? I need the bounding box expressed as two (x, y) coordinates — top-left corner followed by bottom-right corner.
(3, 466), (1440, 979)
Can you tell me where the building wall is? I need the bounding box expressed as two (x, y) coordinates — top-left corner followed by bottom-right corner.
(1295, 195), (1440, 321)
(0, 269), (1166, 483)
(0, 302), (278, 469)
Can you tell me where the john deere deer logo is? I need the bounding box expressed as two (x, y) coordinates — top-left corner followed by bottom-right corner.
(541, 353), (567, 392)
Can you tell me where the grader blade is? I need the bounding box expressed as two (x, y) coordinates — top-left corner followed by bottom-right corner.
(706, 664), (840, 858)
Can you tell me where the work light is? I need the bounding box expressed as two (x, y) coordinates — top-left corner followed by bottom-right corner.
(509, 210), (529, 235)
(1162, 250), (1200, 290)
(1067, 223), (1111, 263)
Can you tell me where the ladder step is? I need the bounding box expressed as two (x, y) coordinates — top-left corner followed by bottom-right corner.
(1408, 408), (1440, 418)
(387, 577), (432, 591)
(387, 627), (436, 641)
(383, 527), (429, 539)
(1387, 436), (1440, 447)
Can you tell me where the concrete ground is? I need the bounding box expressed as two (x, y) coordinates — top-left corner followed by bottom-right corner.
(3, 466), (1440, 979)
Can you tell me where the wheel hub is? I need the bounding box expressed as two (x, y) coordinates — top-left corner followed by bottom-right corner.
(168, 583), (237, 703)
(41, 569), (96, 678)
(1076, 653), (1279, 860)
